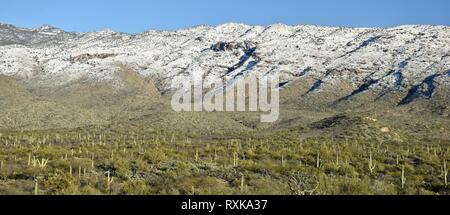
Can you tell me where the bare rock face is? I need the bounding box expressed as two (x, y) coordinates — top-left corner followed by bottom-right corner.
(0, 23), (449, 120)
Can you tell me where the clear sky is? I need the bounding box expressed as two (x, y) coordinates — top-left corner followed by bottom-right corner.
(0, 0), (449, 33)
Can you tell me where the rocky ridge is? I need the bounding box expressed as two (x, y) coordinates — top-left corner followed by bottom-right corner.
(0, 23), (449, 130)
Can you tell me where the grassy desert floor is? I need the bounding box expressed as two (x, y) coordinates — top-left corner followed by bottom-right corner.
(0, 122), (448, 195)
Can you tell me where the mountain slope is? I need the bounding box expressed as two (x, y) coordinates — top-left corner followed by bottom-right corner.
(0, 23), (449, 130)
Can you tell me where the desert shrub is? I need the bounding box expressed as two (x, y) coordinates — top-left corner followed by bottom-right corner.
(369, 180), (397, 195)
(109, 158), (132, 179)
(201, 176), (235, 194)
(248, 178), (290, 195)
(144, 149), (168, 164)
(42, 174), (72, 194)
(79, 185), (103, 195)
(120, 179), (150, 195)
(336, 178), (371, 195)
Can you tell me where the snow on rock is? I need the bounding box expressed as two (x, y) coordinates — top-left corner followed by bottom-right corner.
(0, 23), (449, 101)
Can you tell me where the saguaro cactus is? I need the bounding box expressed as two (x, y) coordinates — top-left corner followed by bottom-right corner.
(368, 152), (376, 174)
(233, 152), (238, 167)
(34, 180), (38, 195)
(37, 158), (49, 169)
(335, 152), (340, 167)
(107, 171), (114, 191)
(401, 166), (406, 189)
(91, 153), (95, 169)
(316, 152), (320, 168)
(444, 160), (448, 186)
(191, 186), (195, 195)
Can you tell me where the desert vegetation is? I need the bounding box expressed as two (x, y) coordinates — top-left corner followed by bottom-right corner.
(0, 122), (448, 195)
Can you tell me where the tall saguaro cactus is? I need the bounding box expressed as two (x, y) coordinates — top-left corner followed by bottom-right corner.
(316, 152), (320, 168)
(240, 175), (245, 193)
(444, 160), (448, 186)
(368, 152), (376, 174)
(107, 171), (114, 192)
(401, 166), (406, 189)
(34, 180), (39, 195)
(233, 152), (238, 167)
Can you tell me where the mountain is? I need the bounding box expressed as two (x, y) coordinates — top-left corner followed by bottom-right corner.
(0, 23), (449, 131)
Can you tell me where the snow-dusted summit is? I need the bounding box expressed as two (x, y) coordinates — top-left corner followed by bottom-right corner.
(0, 23), (449, 107)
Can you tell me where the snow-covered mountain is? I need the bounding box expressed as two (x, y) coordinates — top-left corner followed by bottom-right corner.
(0, 23), (449, 107)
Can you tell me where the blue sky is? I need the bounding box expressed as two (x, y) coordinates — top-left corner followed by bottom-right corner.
(0, 0), (449, 33)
